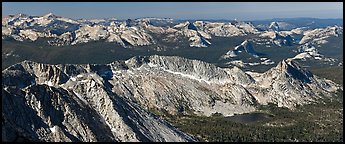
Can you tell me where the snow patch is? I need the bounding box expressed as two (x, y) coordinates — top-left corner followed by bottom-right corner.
(105, 120), (117, 132)
(50, 126), (57, 133)
(147, 62), (158, 67)
(161, 68), (211, 84)
(73, 91), (88, 104)
(44, 81), (54, 86)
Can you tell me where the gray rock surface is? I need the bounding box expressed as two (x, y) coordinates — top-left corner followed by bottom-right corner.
(2, 55), (340, 142)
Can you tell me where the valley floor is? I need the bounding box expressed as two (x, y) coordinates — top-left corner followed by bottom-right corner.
(161, 90), (343, 142)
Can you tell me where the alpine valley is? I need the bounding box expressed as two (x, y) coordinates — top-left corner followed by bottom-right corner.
(2, 13), (343, 142)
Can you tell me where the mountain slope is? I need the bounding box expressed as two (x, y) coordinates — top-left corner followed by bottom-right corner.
(2, 60), (196, 142)
(222, 40), (261, 58)
(2, 55), (341, 142)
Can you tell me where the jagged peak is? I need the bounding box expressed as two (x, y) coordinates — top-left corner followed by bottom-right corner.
(276, 58), (296, 71)
(173, 21), (190, 29)
(269, 21), (280, 32)
(269, 21), (279, 26)
(274, 59), (314, 83)
(42, 12), (59, 19)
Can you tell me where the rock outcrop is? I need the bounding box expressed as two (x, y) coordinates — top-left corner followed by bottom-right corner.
(2, 55), (340, 142)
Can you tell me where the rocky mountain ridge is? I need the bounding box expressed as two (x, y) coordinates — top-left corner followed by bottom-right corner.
(2, 55), (341, 142)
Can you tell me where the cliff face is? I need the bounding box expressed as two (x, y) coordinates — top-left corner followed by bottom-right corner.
(2, 55), (340, 142)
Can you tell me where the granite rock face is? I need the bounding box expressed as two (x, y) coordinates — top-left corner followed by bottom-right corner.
(2, 55), (340, 142)
(3, 13), (342, 49)
(2, 13), (258, 48)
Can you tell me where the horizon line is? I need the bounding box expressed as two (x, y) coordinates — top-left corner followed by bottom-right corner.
(2, 13), (343, 22)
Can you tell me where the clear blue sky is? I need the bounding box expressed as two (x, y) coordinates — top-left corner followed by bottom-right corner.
(2, 2), (343, 20)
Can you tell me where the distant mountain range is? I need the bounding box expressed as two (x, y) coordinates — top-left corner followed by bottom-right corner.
(250, 17), (343, 30)
(2, 13), (342, 48)
(2, 13), (343, 70)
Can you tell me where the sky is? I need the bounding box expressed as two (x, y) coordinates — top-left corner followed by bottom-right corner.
(2, 2), (343, 21)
